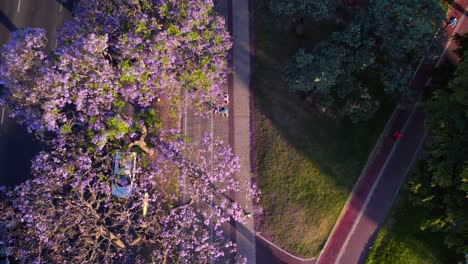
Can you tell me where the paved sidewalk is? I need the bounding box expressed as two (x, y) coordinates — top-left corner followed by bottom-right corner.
(230, 0), (257, 262)
(317, 1), (468, 263)
(183, 0), (257, 262)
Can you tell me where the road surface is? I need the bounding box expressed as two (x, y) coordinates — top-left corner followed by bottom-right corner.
(0, 0), (76, 187)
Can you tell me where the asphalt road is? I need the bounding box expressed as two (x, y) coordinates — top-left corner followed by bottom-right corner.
(0, 0), (77, 187)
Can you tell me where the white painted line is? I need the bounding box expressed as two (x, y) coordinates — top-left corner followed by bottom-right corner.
(183, 102), (187, 136)
(181, 97), (188, 209)
(334, 104), (419, 264)
(317, 107), (401, 264)
(17, 0), (21, 13)
(410, 54), (427, 84)
(210, 110), (214, 139)
(436, 7), (468, 67)
(209, 110), (214, 251)
(0, 106), (5, 125)
(59, 1), (63, 13)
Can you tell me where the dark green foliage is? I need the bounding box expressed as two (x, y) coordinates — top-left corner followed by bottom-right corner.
(338, 84), (379, 123)
(268, 0), (338, 20)
(453, 32), (468, 59)
(364, 0), (445, 93)
(409, 34), (468, 254)
(284, 45), (347, 94)
(284, 0), (445, 122)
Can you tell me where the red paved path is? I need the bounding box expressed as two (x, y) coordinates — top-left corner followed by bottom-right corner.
(317, 1), (468, 263)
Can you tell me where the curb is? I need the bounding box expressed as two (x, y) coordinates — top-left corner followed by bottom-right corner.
(256, 232), (317, 264)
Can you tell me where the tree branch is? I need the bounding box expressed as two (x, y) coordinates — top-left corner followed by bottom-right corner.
(128, 122), (156, 156)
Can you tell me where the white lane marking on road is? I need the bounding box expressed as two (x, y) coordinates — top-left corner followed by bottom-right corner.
(209, 110), (214, 251)
(17, 0), (21, 13)
(0, 106), (5, 125)
(183, 102), (187, 136)
(436, 7), (468, 67)
(59, 1), (63, 13)
(210, 110), (214, 139)
(182, 100), (188, 205)
(334, 104), (418, 264)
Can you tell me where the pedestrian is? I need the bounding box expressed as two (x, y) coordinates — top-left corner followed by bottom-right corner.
(219, 107), (228, 117)
(448, 16), (458, 27)
(213, 106), (220, 114)
(393, 131), (403, 140)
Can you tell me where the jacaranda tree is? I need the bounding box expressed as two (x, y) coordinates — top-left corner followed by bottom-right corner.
(0, 0), (256, 262)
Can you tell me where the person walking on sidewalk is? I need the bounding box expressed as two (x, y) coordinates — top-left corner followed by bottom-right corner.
(448, 16), (458, 28)
(222, 93), (229, 105)
(219, 107), (228, 117)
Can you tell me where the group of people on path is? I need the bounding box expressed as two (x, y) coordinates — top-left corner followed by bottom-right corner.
(212, 93), (229, 117)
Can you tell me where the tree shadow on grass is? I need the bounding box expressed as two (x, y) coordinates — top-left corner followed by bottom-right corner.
(252, 10), (390, 193)
(248, 4), (398, 257)
(250, 1), (454, 258)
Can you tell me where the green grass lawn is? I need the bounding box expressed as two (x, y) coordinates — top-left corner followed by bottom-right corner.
(252, 8), (394, 257)
(365, 162), (458, 264)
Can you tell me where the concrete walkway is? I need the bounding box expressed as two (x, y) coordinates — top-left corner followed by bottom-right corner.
(230, 0), (257, 262)
(183, 0), (257, 262)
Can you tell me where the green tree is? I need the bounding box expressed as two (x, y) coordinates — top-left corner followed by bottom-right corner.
(363, 0), (445, 93)
(284, 0), (445, 121)
(338, 84), (379, 123)
(268, 0), (338, 20)
(409, 34), (468, 254)
(453, 32), (468, 59)
(284, 44), (348, 94)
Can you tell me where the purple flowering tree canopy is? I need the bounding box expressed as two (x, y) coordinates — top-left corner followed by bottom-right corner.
(0, 0), (257, 263)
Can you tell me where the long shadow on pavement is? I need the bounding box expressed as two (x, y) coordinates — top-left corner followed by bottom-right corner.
(0, 9), (17, 32)
(0, 118), (43, 187)
(55, 0), (80, 13)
